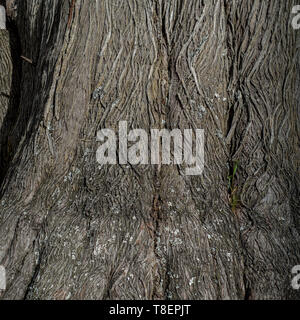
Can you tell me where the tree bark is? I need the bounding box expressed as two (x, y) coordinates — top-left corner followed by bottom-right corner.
(0, 0), (299, 300)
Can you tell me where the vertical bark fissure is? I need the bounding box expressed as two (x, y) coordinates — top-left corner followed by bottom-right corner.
(149, 1), (170, 300)
(23, 242), (44, 300)
(0, 14), (21, 187)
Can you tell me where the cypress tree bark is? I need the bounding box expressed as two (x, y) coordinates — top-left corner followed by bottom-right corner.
(0, 0), (299, 300)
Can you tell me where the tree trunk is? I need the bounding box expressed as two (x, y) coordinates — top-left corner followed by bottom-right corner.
(0, 0), (299, 300)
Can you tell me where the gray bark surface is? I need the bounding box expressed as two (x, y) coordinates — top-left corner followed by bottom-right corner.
(0, 0), (299, 300)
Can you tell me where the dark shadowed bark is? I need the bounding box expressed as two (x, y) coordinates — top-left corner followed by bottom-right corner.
(0, 0), (299, 300)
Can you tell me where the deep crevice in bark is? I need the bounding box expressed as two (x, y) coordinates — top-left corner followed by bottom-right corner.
(23, 241), (44, 300)
(0, 15), (21, 187)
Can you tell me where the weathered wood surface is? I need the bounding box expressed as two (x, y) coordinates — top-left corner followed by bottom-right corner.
(0, 0), (299, 299)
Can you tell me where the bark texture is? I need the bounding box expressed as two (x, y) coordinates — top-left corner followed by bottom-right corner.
(0, 0), (299, 300)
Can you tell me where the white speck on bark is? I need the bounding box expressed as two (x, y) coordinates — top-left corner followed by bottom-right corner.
(189, 277), (195, 286)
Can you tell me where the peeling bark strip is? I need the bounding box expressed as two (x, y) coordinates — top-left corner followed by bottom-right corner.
(0, 0), (299, 300)
(67, 0), (75, 28)
(20, 55), (33, 64)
